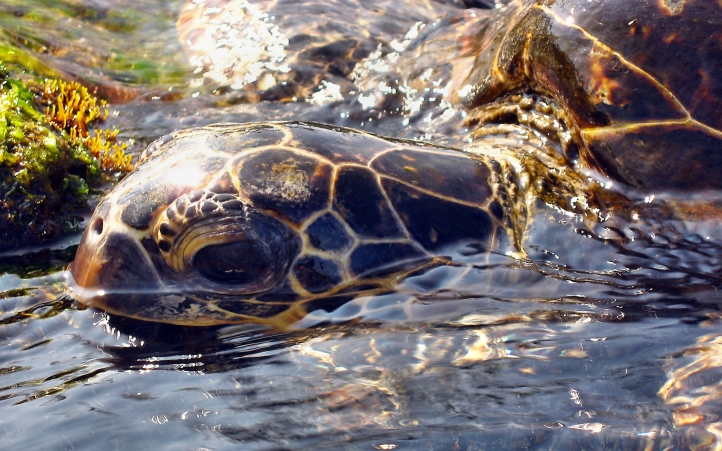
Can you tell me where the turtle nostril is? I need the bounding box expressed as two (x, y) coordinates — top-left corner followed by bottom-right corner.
(92, 218), (104, 235)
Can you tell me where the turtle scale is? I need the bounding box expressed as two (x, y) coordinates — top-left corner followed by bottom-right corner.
(204, 123), (289, 154)
(235, 147), (335, 224)
(305, 213), (354, 252)
(370, 148), (494, 205)
(348, 242), (427, 279)
(381, 178), (495, 252)
(551, 0), (722, 130)
(70, 122), (513, 327)
(461, 0), (722, 191)
(332, 165), (406, 240)
(287, 123), (398, 165)
(293, 255), (344, 293)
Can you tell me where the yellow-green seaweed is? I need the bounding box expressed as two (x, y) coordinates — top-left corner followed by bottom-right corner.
(0, 64), (131, 250)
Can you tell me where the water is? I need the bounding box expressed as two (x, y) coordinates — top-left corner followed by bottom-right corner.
(1, 0), (722, 450)
(1, 271), (718, 450)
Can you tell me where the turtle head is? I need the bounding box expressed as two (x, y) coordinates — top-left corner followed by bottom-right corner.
(69, 184), (301, 323)
(68, 125), (317, 325)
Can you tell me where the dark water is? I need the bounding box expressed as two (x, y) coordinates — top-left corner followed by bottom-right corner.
(2, 1), (722, 450)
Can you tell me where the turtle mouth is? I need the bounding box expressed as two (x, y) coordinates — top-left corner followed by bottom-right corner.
(69, 231), (163, 305)
(69, 232), (102, 290)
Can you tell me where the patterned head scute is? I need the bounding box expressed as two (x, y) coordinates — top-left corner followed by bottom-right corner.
(235, 148), (333, 224)
(293, 256), (343, 294)
(305, 213), (353, 252)
(333, 166), (405, 239)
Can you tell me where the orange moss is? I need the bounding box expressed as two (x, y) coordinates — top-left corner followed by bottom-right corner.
(43, 79), (133, 173)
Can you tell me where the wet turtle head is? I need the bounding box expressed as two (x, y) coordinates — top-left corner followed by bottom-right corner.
(69, 185), (302, 319)
(68, 125), (314, 325)
(67, 121), (505, 326)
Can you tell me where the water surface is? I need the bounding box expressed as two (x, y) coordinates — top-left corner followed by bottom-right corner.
(1, 1), (722, 450)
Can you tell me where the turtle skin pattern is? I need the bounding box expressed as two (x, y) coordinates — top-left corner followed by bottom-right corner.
(460, 0), (722, 191)
(70, 122), (515, 327)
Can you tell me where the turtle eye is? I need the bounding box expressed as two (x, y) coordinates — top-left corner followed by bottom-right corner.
(193, 241), (273, 285)
(160, 207), (301, 294)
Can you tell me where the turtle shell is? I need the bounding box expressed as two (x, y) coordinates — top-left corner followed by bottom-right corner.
(69, 122), (514, 327)
(461, 0), (722, 191)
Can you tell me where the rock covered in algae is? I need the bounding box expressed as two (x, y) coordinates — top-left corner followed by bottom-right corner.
(0, 65), (132, 251)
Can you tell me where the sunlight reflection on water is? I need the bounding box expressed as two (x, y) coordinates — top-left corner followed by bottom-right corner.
(1, 0), (722, 449)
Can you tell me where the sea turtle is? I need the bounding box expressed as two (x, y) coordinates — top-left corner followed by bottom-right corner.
(69, 0), (722, 327)
(68, 121), (531, 327)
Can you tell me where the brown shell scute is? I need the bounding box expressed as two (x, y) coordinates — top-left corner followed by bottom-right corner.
(463, 0), (722, 191)
(236, 148), (334, 224)
(547, 0), (722, 131)
(583, 124), (722, 191)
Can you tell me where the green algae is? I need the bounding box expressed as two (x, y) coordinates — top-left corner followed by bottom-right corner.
(0, 65), (102, 250)
(0, 0), (173, 252)
(0, 44), (60, 81)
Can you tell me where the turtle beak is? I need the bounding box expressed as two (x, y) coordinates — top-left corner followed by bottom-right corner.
(71, 231), (160, 286)
(69, 201), (112, 291)
(70, 194), (162, 294)
(69, 232), (104, 289)
(69, 224), (162, 304)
